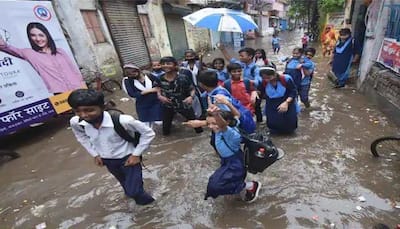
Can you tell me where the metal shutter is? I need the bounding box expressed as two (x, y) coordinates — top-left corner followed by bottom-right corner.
(102, 0), (150, 67)
(165, 14), (188, 58)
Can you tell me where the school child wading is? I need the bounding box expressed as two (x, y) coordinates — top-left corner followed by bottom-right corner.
(272, 34), (281, 54)
(223, 63), (258, 114)
(122, 64), (161, 127)
(155, 56), (203, 136)
(218, 45), (263, 122)
(68, 89), (155, 205)
(204, 105), (261, 202)
(197, 70), (256, 135)
(300, 48), (316, 108)
(284, 47), (313, 96)
(329, 28), (361, 88)
(260, 67), (298, 134)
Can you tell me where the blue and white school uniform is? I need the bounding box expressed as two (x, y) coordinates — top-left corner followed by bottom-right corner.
(332, 37), (361, 86)
(205, 126), (246, 199)
(263, 75), (298, 134)
(284, 57), (312, 90)
(123, 75), (161, 123)
(230, 58), (262, 87)
(299, 58), (315, 103)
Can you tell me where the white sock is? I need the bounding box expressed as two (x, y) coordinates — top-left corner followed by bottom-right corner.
(245, 181), (254, 190)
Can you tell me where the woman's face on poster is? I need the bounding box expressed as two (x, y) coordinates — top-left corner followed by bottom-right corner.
(29, 28), (48, 49)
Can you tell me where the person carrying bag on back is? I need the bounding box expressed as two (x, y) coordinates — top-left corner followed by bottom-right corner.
(68, 89), (155, 205)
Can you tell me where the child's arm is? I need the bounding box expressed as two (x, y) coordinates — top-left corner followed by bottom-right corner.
(208, 105), (228, 130)
(213, 94), (241, 119)
(218, 44), (233, 62)
(70, 117), (99, 158)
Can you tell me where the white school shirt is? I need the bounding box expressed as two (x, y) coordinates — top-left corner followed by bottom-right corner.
(70, 111), (155, 159)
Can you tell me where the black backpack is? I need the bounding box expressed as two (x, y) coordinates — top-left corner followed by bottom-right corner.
(80, 109), (141, 146)
(243, 132), (279, 174)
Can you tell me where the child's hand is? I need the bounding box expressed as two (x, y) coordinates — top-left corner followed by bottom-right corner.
(125, 155), (141, 166)
(296, 64), (302, 69)
(183, 96), (193, 105)
(213, 94), (229, 105)
(250, 91), (259, 104)
(277, 101), (289, 113)
(94, 156), (103, 167)
(158, 95), (171, 104)
(207, 104), (221, 116)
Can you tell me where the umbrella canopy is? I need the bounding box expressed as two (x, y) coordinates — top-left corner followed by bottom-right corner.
(183, 8), (258, 33)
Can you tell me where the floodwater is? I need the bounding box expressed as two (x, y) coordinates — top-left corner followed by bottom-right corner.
(1, 30), (399, 228)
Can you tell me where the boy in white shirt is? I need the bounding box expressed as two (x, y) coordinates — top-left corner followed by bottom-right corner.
(68, 89), (155, 205)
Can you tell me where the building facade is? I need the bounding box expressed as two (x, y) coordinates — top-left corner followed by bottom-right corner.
(345, 0), (400, 117)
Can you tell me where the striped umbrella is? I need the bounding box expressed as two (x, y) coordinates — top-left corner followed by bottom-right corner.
(183, 8), (258, 33)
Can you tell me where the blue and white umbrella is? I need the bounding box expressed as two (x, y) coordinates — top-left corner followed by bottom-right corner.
(183, 8), (258, 33)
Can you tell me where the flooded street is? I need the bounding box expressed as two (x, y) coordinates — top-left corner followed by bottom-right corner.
(1, 30), (399, 228)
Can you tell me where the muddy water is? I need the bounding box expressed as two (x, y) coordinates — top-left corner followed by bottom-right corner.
(1, 30), (399, 228)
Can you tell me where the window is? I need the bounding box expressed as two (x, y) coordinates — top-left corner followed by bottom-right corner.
(81, 10), (106, 44)
(139, 14), (153, 38)
(385, 6), (400, 41)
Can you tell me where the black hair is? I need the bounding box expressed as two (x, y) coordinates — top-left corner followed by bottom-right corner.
(198, 70), (218, 87)
(207, 110), (237, 127)
(305, 47), (316, 56)
(238, 47), (256, 58)
(339, 28), (351, 36)
(227, 63), (242, 73)
(68, 89), (105, 109)
(255, 49), (267, 60)
(259, 64), (277, 78)
(27, 22), (57, 55)
(293, 47), (304, 54)
(160, 56), (178, 65)
(212, 58), (225, 68)
(184, 49), (196, 56)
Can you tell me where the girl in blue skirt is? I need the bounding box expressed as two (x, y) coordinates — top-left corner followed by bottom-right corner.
(204, 105), (261, 202)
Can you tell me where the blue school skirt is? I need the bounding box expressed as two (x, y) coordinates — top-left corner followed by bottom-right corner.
(205, 152), (246, 199)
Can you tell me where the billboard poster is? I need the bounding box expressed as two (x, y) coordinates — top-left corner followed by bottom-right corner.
(0, 1), (85, 136)
(377, 38), (400, 74)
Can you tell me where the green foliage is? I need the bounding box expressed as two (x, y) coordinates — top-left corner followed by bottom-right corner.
(319, 0), (345, 13)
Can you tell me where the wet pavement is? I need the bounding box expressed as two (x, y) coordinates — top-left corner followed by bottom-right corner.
(1, 29), (399, 228)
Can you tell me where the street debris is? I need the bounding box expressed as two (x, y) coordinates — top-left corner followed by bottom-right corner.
(356, 206), (362, 210)
(119, 97), (130, 102)
(358, 196), (366, 202)
(35, 222), (47, 229)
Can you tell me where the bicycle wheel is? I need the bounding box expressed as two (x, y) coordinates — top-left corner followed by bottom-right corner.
(370, 137), (400, 158)
(101, 79), (121, 93)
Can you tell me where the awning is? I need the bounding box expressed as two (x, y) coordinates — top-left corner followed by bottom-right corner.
(162, 3), (192, 16)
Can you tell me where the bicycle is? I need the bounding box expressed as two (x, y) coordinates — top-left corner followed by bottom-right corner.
(370, 136), (400, 159)
(80, 68), (122, 94)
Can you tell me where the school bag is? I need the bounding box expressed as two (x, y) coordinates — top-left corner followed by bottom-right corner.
(242, 132), (280, 174)
(80, 108), (141, 146)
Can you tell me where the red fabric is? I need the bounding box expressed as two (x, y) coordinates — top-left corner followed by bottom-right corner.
(231, 80), (254, 113)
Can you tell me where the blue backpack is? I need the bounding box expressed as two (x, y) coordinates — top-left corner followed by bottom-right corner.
(210, 87), (256, 134)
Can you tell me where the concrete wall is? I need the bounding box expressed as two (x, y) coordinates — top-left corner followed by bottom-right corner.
(357, 0), (387, 85)
(52, 0), (122, 78)
(139, 1), (173, 57)
(185, 22), (211, 51)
